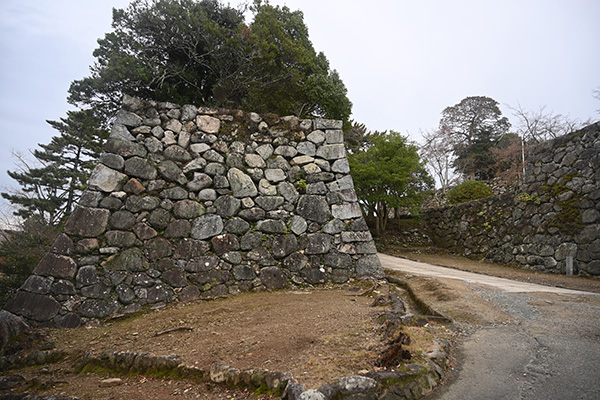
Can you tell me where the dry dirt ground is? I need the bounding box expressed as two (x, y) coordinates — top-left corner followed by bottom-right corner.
(3, 283), (452, 400)
(7, 248), (597, 399)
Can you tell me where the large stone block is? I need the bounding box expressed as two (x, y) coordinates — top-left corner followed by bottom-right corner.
(296, 195), (331, 224)
(89, 164), (127, 192)
(192, 214), (224, 240)
(33, 254), (77, 279)
(228, 168), (258, 198)
(260, 267), (287, 290)
(4, 291), (61, 322)
(64, 206), (110, 237)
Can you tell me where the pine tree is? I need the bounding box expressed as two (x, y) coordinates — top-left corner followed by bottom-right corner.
(2, 109), (108, 225)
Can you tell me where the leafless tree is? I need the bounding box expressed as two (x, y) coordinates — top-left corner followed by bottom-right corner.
(509, 103), (587, 144)
(420, 128), (458, 193)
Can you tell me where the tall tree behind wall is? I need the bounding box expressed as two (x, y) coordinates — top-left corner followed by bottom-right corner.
(2, 110), (107, 226)
(68, 0), (352, 123)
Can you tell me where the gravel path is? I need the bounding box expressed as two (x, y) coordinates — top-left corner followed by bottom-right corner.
(379, 253), (600, 400)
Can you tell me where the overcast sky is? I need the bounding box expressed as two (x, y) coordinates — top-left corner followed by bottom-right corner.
(0, 0), (599, 216)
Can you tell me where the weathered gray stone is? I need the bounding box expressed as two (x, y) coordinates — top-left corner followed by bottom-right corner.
(162, 270), (187, 287)
(228, 168), (258, 198)
(331, 158), (350, 173)
(145, 237), (173, 261)
(106, 230), (137, 247)
(183, 158), (208, 174)
(356, 255), (384, 279)
(147, 208), (172, 229)
(115, 110), (143, 127)
(89, 164), (127, 192)
(198, 188), (218, 201)
(192, 214), (224, 240)
(296, 195), (331, 223)
(332, 203), (363, 220)
(255, 196), (285, 211)
(303, 268), (327, 284)
(116, 284), (136, 304)
(233, 265), (256, 280)
(245, 153), (266, 168)
(307, 182), (327, 195)
(33, 254), (77, 279)
(265, 168), (286, 183)
(323, 219), (346, 234)
(76, 265), (99, 288)
(238, 207), (266, 222)
(274, 145), (298, 158)
(297, 141), (316, 156)
(105, 139), (147, 158)
(185, 255), (220, 272)
(240, 232), (263, 250)
(99, 152), (125, 171)
(21, 275), (52, 294)
(81, 282), (112, 299)
(305, 233), (332, 254)
(337, 376), (379, 395)
(290, 215), (308, 235)
(303, 163), (321, 175)
(247, 247), (277, 266)
(4, 291), (61, 322)
(260, 267), (287, 290)
(278, 182), (300, 203)
(325, 129), (344, 144)
(211, 233), (240, 255)
(187, 172), (213, 191)
(175, 239), (210, 260)
(164, 145), (192, 162)
(164, 220), (192, 238)
(109, 210), (136, 231)
(298, 389), (326, 400)
(197, 115), (220, 134)
(272, 235), (298, 259)
(173, 199), (205, 219)
(224, 217), (251, 235)
(124, 156), (157, 180)
(327, 176), (355, 192)
(258, 219), (287, 233)
(315, 119), (343, 130)
(158, 160), (186, 184)
(307, 130), (325, 144)
(283, 252), (309, 272)
(104, 248), (148, 272)
(256, 144), (274, 160)
(214, 195), (242, 217)
(110, 123), (136, 141)
(258, 179), (278, 196)
(78, 299), (120, 318)
(204, 149), (225, 163)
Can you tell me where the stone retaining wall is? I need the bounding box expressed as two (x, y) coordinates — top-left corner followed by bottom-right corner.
(424, 122), (600, 276)
(4, 96), (383, 327)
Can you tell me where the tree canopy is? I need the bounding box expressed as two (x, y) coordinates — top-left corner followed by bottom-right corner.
(348, 131), (433, 236)
(68, 0), (352, 123)
(438, 96), (510, 180)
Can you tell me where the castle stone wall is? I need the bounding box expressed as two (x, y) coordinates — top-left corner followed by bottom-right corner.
(4, 96), (383, 327)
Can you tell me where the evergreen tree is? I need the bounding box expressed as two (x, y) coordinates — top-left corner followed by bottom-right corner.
(68, 0), (352, 122)
(2, 109), (108, 225)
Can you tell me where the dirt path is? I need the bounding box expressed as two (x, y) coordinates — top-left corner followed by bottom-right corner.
(380, 253), (600, 399)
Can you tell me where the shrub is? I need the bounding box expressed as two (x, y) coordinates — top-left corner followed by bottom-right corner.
(446, 181), (493, 204)
(0, 219), (59, 307)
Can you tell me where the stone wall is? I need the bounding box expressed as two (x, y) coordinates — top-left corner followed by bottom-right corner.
(4, 96), (383, 327)
(424, 122), (600, 276)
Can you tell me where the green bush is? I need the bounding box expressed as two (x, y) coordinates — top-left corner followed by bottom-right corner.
(446, 180), (493, 204)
